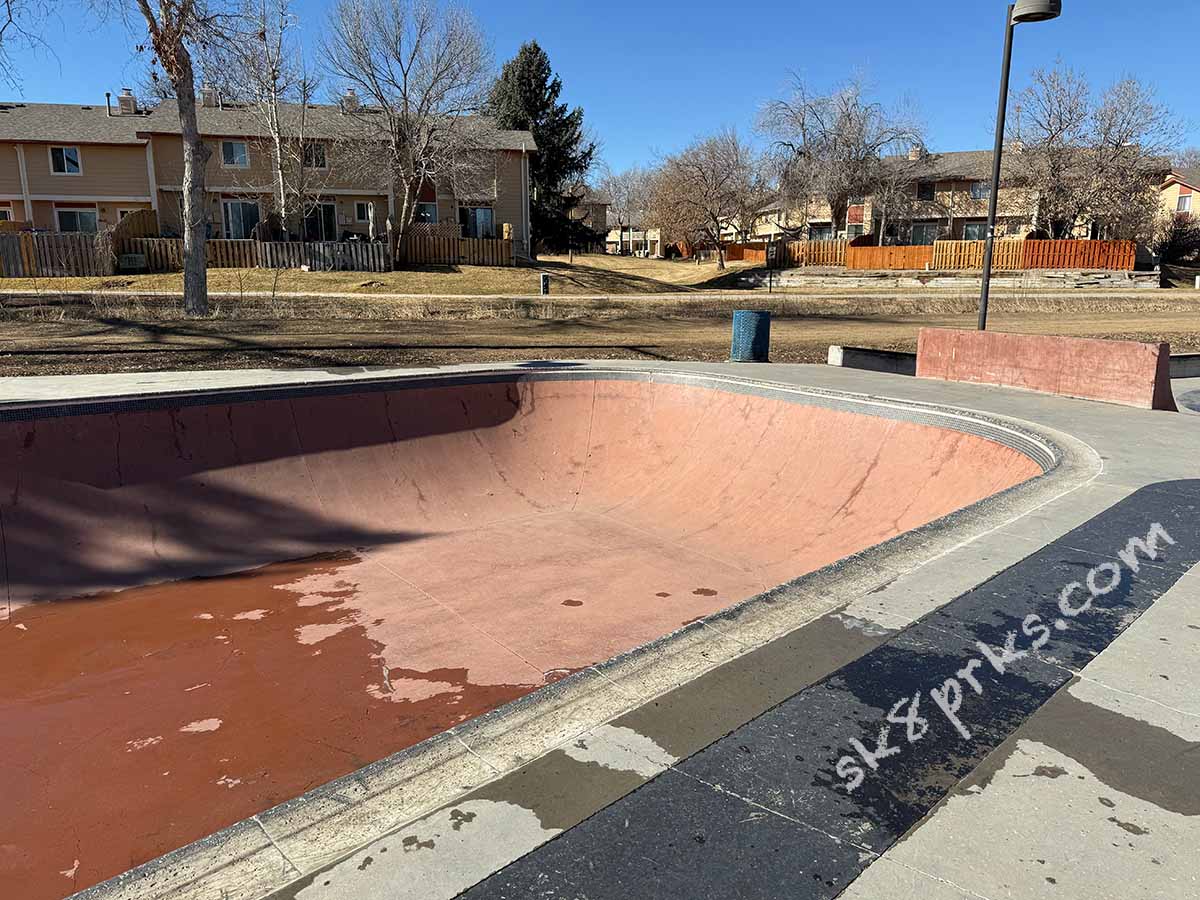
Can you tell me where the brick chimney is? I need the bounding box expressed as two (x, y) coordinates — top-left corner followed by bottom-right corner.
(199, 84), (220, 108)
(907, 143), (926, 161)
(341, 88), (360, 112)
(117, 88), (138, 116)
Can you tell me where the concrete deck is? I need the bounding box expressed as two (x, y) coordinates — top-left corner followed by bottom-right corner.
(2, 361), (1196, 900)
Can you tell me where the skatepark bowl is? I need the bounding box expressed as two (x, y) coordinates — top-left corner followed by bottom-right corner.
(0, 371), (1048, 899)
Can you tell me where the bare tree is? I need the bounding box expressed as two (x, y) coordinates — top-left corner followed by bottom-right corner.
(205, 0), (332, 237)
(596, 163), (651, 254)
(126, 0), (247, 314)
(323, 0), (495, 250)
(760, 77), (923, 236)
(647, 129), (768, 269)
(1, 0), (54, 89)
(1174, 147), (1200, 173)
(1009, 66), (1176, 240)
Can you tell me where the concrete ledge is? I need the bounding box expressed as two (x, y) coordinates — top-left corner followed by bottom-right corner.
(916, 328), (1179, 412)
(827, 345), (917, 376)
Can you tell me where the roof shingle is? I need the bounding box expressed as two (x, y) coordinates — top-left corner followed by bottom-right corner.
(0, 99), (536, 151)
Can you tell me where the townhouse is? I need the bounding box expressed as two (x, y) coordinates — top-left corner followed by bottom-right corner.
(731, 149), (1035, 245)
(0, 88), (536, 258)
(1160, 168), (1199, 219)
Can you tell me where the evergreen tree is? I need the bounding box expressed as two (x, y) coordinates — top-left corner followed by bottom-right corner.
(488, 41), (597, 253)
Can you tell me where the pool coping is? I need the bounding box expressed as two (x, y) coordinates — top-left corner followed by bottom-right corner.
(55, 366), (1101, 900)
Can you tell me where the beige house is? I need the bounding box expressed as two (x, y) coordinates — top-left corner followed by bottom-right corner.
(0, 89), (536, 258)
(1159, 169), (1199, 219)
(605, 224), (661, 257)
(723, 149), (1035, 246)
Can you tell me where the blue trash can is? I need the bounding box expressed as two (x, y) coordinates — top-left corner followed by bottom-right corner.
(730, 310), (771, 362)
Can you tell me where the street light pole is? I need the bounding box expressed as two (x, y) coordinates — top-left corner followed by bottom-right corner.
(978, 5), (1016, 331)
(978, 0), (1062, 331)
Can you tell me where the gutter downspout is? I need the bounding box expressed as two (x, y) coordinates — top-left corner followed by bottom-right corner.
(521, 142), (530, 260)
(15, 144), (32, 223)
(144, 139), (159, 213)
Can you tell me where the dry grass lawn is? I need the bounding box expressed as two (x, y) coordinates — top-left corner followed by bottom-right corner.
(0, 254), (755, 298)
(1, 253), (1198, 376)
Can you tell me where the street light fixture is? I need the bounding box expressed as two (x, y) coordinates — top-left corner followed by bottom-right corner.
(977, 1), (1062, 331)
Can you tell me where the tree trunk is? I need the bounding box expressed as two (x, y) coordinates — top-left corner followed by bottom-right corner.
(175, 53), (210, 317)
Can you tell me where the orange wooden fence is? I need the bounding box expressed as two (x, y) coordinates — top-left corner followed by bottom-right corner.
(1021, 239), (1135, 270)
(846, 244), (935, 270)
(725, 242), (767, 263)
(932, 240), (1024, 271)
(780, 239), (847, 267)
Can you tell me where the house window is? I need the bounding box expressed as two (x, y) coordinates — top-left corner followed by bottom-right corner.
(809, 224), (834, 241)
(221, 141), (249, 168)
(458, 205), (493, 238)
(970, 181), (991, 200)
(304, 202), (338, 241)
(415, 202), (438, 224)
(56, 208), (98, 233)
(354, 201), (371, 223)
(963, 221), (989, 241)
(303, 142), (327, 169)
(222, 199), (260, 239)
(117, 209), (139, 220)
(1178, 195), (1192, 213)
(911, 222), (940, 245)
(917, 182), (935, 201)
(846, 224), (865, 238)
(50, 145), (82, 175)
(0, 208), (11, 221)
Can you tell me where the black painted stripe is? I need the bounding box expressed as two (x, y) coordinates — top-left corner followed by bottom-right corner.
(459, 481), (1200, 899)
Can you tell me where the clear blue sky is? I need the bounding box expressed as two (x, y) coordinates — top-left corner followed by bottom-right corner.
(8, 0), (1197, 171)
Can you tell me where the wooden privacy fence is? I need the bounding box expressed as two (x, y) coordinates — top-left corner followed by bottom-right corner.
(121, 238), (390, 273)
(725, 242), (767, 263)
(0, 232), (112, 277)
(930, 239), (1135, 271)
(396, 234), (515, 267)
(260, 241), (390, 272)
(121, 238), (256, 271)
(846, 244), (935, 271)
(932, 240), (1024, 271)
(1021, 239), (1135, 271)
(779, 239), (847, 267)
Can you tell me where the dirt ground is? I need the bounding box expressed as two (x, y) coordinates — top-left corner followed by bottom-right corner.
(1, 255), (1198, 376)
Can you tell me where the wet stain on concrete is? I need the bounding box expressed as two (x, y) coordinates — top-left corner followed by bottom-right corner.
(692, 588), (718, 597)
(460, 481), (1200, 900)
(655, 591), (672, 598)
(449, 808), (477, 831)
(0, 552), (538, 900)
(1015, 765), (1069, 780)
(1108, 816), (1150, 836)
(964, 684), (1200, 817)
(561, 599), (584, 607)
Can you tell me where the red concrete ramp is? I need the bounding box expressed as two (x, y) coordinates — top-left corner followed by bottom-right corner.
(916, 328), (1178, 411)
(0, 374), (1043, 899)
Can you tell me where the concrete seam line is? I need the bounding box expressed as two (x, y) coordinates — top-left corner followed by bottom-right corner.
(250, 816), (302, 878)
